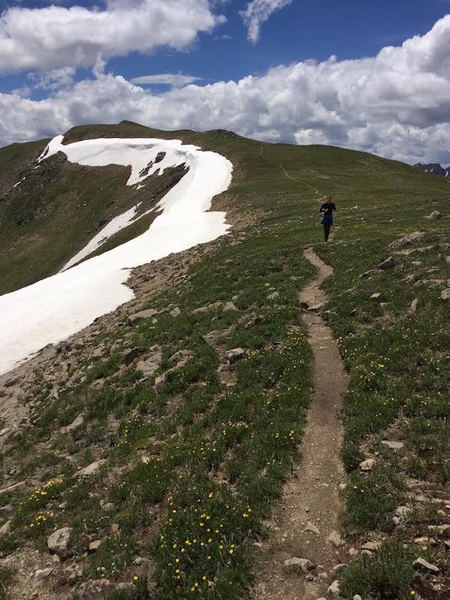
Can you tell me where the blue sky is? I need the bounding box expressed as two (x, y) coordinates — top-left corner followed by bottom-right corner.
(0, 1), (449, 163)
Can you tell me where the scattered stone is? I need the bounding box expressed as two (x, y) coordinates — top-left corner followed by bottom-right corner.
(169, 349), (195, 367)
(74, 460), (106, 478)
(192, 301), (223, 314)
(359, 269), (380, 279)
(414, 537), (437, 547)
(339, 483), (347, 491)
(0, 481), (28, 495)
(128, 309), (158, 325)
(427, 524), (450, 536)
(283, 557), (316, 573)
(381, 440), (404, 451)
(440, 288), (450, 302)
(408, 298), (418, 314)
(77, 578), (114, 599)
(304, 521), (321, 536)
(388, 231), (425, 251)
(0, 520), (11, 537)
(369, 293), (384, 303)
(136, 348), (162, 378)
(47, 527), (73, 558)
(267, 291), (280, 300)
(360, 458), (375, 471)
(331, 564), (346, 575)
(425, 210), (442, 220)
(327, 531), (344, 548)
(353, 595), (363, 600)
(89, 540), (102, 552)
(377, 256), (397, 270)
(202, 326), (234, 346)
(348, 547), (359, 557)
(61, 414), (84, 434)
(170, 307), (181, 318)
(0, 428), (9, 437)
(361, 541), (381, 552)
(413, 557), (440, 574)
(123, 347), (146, 366)
(225, 348), (248, 363)
(395, 506), (411, 518)
(34, 568), (53, 581)
(308, 302), (325, 312)
(327, 580), (340, 596)
(223, 301), (238, 312)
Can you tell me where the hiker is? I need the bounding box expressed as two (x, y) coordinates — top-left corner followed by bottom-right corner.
(320, 196), (336, 242)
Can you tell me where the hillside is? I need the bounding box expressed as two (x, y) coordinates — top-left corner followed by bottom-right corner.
(0, 123), (449, 600)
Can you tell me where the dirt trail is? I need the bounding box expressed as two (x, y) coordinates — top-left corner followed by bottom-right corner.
(252, 248), (349, 599)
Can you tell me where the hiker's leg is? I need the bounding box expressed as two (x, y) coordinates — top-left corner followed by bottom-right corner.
(324, 223), (330, 241)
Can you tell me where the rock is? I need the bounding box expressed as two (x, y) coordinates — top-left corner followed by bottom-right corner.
(225, 348), (248, 363)
(388, 231), (425, 250)
(123, 347), (146, 366)
(331, 564), (347, 575)
(168, 349), (195, 367)
(427, 524), (450, 536)
(408, 298), (418, 314)
(440, 288), (450, 301)
(377, 256), (397, 270)
(360, 458), (375, 471)
(395, 506), (411, 518)
(47, 527), (73, 558)
(381, 440), (404, 451)
(327, 531), (344, 548)
(202, 326), (234, 346)
(304, 521), (321, 536)
(192, 301), (223, 314)
(348, 547), (359, 557)
(425, 210), (442, 220)
(353, 595), (363, 600)
(89, 540), (102, 552)
(74, 460), (106, 478)
(136, 348), (162, 378)
(0, 520), (11, 537)
(361, 541), (381, 552)
(61, 414), (84, 434)
(170, 307), (181, 317)
(359, 269), (380, 279)
(369, 293), (384, 303)
(414, 537), (436, 547)
(0, 428), (10, 437)
(62, 565), (78, 584)
(413, 557), (439, 574)
(127, 309), (158, 325)
(327, 580), (340, 596)
(77, 578), (114, 599)
(283, 557), (316, 573)
(34, 568), (53, 581)
(223, 301), (238, 312)
(0, 481), (29, 495)
(267, 291), (280, 300)
(308, 303), (325, 312)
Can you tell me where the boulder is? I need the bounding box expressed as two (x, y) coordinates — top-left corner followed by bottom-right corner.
(304, 521), (321, 536)
(381, 440), (404, 451)
(369, 293), (384, 303)
(136, 348), (162, 378)
(47, 527), (73, 558)
(34, 568), (53, 581)
(327, 530), (344, 548)
(283, 557), (316, 573)
(127, 309), (158, 325)
(0, 481), (28, 495)
(413, 557), (439, 574)
(425, 210), (442, 220)
(359, 269), (380, 279)
(225, 348), (248, 363)
(361, 541), (381, 552)
(327, 580), (340, 596)
(440, 288), (450, 301)
(170, 307), (181, 318)
(267, 291), (280, 300)
(360, 458), (375, 471)
(408, 298), (418, 314)
(387, 231), (425, 250)
(74, 460), (106, 478)
(0, 520), (11, 537)
(123, 347), (146, 366)
(223, 301), (238, 312)
(192, 301), (223, 314)
(89, 540), (102, 552)
(168, 349), (195, 367)
(203, 326), (234, 346)
(61, 414), (84, 434)
(76, 579), (114, 599)
(377, 257), (397, 270)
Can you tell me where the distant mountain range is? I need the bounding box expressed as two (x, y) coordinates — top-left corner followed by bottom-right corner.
(414, 162), (450, 177)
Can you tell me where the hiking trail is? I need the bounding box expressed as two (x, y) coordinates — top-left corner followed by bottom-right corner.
(252, 248), (349, 599)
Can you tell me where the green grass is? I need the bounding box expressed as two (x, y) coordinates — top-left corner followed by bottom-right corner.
(0, 122), (449, 597)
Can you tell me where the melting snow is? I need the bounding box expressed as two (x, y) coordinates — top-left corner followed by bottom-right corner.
(0, 136), (233, 375)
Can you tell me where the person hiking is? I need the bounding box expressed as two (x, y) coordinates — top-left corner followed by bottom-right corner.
(320, 196), (336, 242)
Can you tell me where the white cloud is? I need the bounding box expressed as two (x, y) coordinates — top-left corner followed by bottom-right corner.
(0, 0), (224, 73)
(1, 15), (450, 164)
(240, 0), (293, 43)
(130, 73), (202, 88)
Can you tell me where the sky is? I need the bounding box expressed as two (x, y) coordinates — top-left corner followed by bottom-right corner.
(0, 0), (449, 163)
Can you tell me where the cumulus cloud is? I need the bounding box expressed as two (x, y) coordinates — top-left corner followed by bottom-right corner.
(130, 73), (202, 88)
(240, 0), (293, 43)
(0, 0), (224, 73)
(1, 15), (450, 164)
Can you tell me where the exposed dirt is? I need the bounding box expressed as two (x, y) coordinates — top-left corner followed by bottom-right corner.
(252, 248), (349, 599)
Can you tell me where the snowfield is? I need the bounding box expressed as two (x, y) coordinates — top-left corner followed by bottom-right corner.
(0, 136), (233, 376)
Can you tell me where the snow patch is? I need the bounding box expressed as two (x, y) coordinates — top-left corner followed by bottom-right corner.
(0, 136), (233, 375)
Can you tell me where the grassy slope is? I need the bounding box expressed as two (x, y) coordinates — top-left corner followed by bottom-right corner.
(0, 124), (449, 599)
